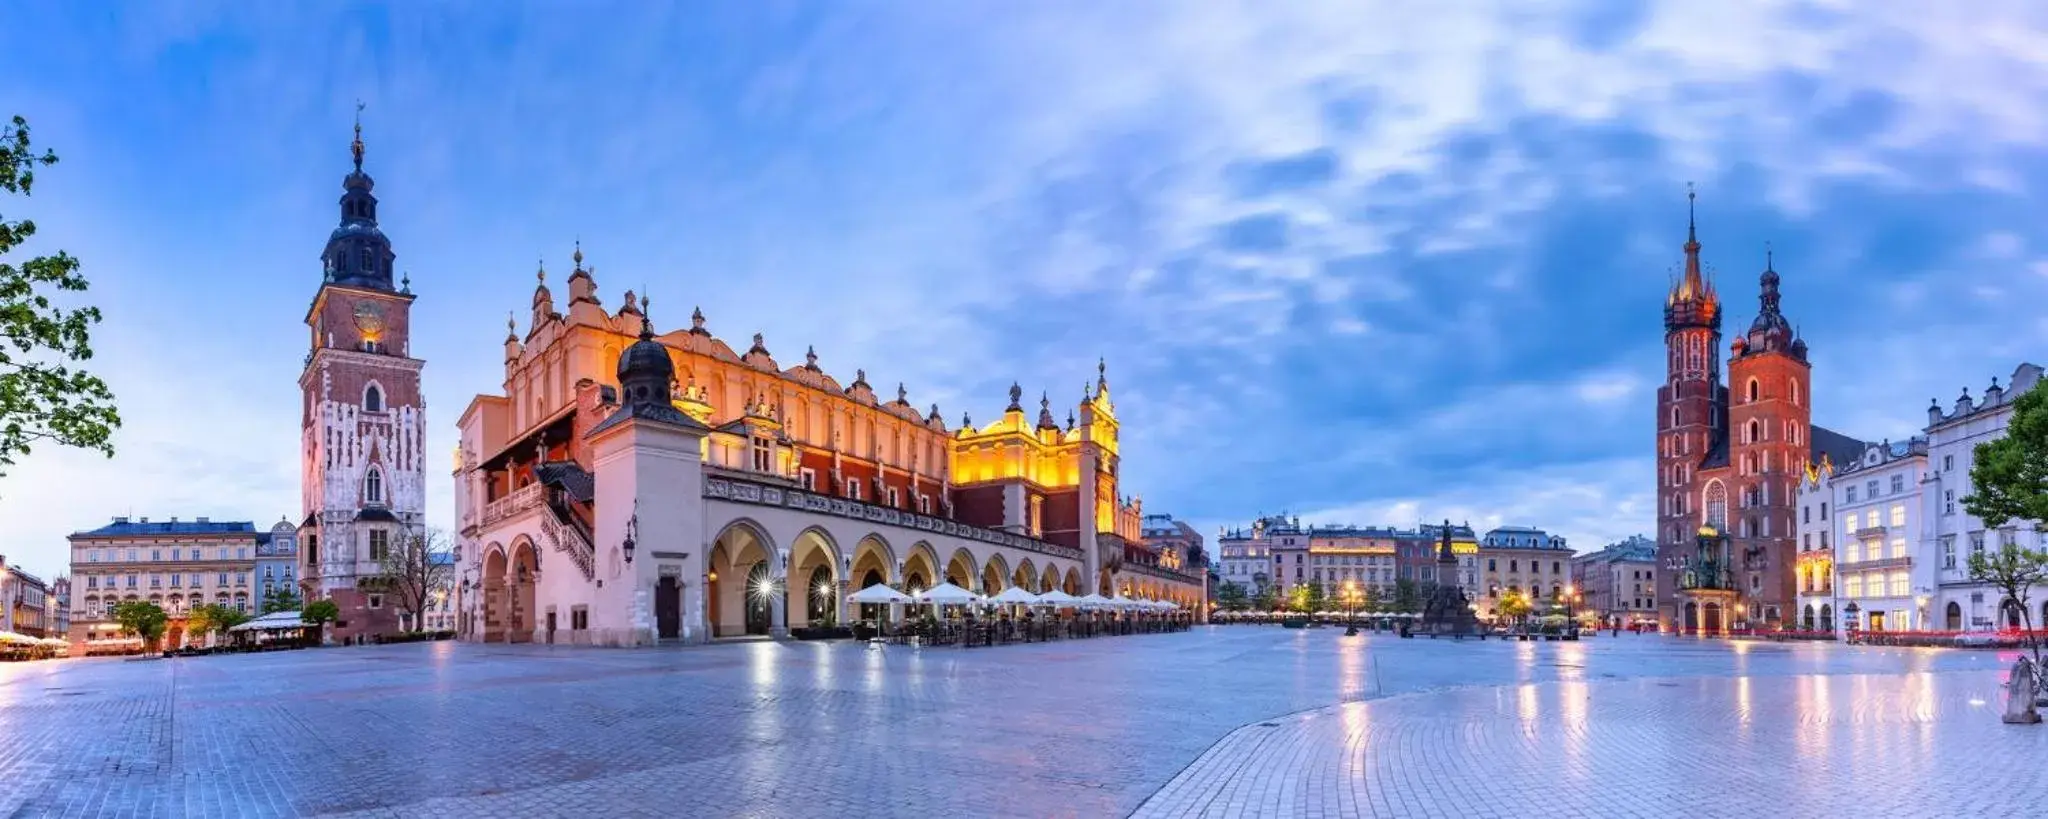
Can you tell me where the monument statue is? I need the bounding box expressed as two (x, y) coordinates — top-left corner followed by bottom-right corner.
(1420, 520), (1481, 638)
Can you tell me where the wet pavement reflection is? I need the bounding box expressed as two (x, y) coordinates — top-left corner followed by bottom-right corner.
(0, 628), (2032, 818)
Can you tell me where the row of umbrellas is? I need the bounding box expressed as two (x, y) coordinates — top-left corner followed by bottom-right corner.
(0, 631), (70, 649)
(847, 581), (1185, 612)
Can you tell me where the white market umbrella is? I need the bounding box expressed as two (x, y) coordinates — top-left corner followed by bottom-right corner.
(849, 583), (912, 605)
(1036, 589), (1078, 608)
(1074, 593), (1111, 610)
(989, 586), (1042, 605)
(915, 582), (980, 606)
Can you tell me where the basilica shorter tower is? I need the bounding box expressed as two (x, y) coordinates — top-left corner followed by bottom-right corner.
(298, 113), (427, 641)
(1652, 191), (1863, 633)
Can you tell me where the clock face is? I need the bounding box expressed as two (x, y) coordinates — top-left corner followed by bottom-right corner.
(352, 301), (386, 335)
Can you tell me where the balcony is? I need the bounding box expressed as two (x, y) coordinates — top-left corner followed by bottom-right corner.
(481, 483), (546, 528)
(1841, 554), (1912, 572)
(1855, 525), (1888, 540)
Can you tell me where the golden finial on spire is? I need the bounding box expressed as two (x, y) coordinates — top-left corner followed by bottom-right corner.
(572, 239), (583, 269)
(351, 100), (366, 172)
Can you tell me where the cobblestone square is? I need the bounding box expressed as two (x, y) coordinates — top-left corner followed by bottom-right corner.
(0, 629), (2038, 818)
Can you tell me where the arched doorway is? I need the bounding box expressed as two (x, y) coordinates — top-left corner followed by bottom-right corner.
(1702, 602), (1723, 634)
(805, 564), (835, 624)
(1063, 567), (1081, 596)
(1946, 601), (1963, 630)
(945, 548), (977, 591)
(508, 539), (540, 643)
(1040, 565), (1058, 594)
(482, 546), (508, 642)
(1819, 603), (1834, 632)
(857, 568), (887, 623)
(744, 561), (773, 635)
(2004, 599), (2024, 629)
(709, 521), (775, 638)
(1098, 568), (1114, 597)
(1683, 601), (1700, 633)
(788, 528), (839, 629)
(1802, 604), (1815, 631)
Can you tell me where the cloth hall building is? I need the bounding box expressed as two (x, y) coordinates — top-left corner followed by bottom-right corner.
(452, 262), (1206, 645)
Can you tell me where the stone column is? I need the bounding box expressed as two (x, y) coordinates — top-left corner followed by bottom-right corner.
(836, 579), (851, 627)
(770, 576), (789, 638)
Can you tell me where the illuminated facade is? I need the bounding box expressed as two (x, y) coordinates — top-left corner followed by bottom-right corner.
(1218, 517), (1478, 604)
(65, 517), (264, 649)
(1476, 526), (1569, 621)
(1653, 192), (1866, 633)
(1925, 364), (2047, 631)
(1570, 535), (1657, 627)
(1803, 439), (1928, 635)
(452, 256), (1202, 646)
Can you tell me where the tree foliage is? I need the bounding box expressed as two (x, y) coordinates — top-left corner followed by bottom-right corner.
(1969, 544), (2048, 661)
(260, 585), (303, 615)
(188, 603), (250, 640)
(367, 527), (454, 631)
(0, 115), (119, 481)
(1964, 386), (2048, 529)
(1215, 581), (1248, 611)
(1497, 591), (1534, 622)
(301, 599), (340, 625)
(1390, 578), (1422, 613)
(109, 600), (166, 644)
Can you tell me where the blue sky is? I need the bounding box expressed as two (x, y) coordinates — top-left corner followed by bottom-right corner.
(3, 2), (2047, 578)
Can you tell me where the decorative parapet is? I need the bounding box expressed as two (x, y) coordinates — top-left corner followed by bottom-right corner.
(705, 476), (1084, 562)
(482, 483), (545, 528)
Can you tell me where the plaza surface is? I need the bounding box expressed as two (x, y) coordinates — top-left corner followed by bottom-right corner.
(0, 629), (2040, 819)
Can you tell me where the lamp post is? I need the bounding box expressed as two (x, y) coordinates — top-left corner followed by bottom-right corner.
(1341, 580), (1361, 635)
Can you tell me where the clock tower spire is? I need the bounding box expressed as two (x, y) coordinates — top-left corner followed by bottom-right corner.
(298, 106), (426, 642)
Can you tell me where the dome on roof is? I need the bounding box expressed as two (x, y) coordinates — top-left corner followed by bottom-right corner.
(617, 329), (675, 407)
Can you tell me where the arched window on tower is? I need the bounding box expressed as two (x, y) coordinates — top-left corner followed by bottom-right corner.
(364, 384), (384, 413)
(365, 467), (384, 506)
(1747, 420), (1761, 444)
(1789, 379), (1801, 407)
(1747, 378), (1760, 402)
(1704, 481), (1728, 528)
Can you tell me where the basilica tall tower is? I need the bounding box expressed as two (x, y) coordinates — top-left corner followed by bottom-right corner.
(298, 112), (426, 641)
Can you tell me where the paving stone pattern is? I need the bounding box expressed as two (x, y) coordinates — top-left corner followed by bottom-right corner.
(0, 629), (2032, 818)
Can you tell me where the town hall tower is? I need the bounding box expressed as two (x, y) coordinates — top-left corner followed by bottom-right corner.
(298, 111), (427, 641)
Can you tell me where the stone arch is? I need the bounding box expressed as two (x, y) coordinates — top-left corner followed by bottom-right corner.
(506, 536), (541, 643)
(1098, 567), (1115, 597)
(981, 552), (1010, 595)
(943, 547), (978, 590)
(788, 526), (841, 629)
(480, 542), (509, 642)
(1063, 566), (1082, 596)
(851, 534), (897, 587)
(1946, 601), (1963, 630)
(1012, 557), (1038, 591)
(1745, 377), (1760, 403)
(1040, 563), (1059, 594)
(709, 518), (777, 637)
(902, 541), (940, 594)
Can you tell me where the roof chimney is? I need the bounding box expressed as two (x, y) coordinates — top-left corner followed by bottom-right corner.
(139, 516), (149, 523)
(113, 516), (129, 524)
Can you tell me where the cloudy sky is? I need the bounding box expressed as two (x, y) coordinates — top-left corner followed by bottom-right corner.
(2, 2), (2045, 578)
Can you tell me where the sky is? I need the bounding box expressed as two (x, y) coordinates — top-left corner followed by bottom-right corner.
(3, 1), (2048, 579)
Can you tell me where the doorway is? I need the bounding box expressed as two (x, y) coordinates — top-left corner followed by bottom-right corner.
(744, 562), (773, 635)
(656, 576), (681, 639)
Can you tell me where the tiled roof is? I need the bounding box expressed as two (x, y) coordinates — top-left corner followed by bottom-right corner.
(71, 519), (255, 538)
(1808, 425), (1868, 471)
(535, 461), (596, 504)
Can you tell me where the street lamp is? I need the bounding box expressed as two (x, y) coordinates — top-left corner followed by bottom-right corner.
(1341, 580), (1361, 636)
